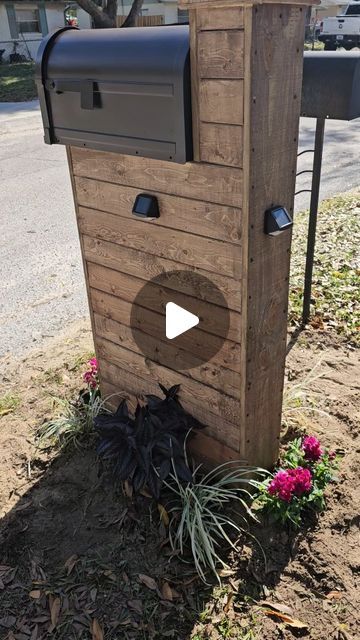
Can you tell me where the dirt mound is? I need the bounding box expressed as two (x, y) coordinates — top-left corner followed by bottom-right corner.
(0, 322), (358, 639)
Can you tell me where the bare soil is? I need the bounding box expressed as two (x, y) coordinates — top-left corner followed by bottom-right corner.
(0, 321), (358, 640)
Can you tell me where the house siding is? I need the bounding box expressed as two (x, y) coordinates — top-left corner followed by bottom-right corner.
(0, 2), (66, 61)
(0, 1), (182, 63)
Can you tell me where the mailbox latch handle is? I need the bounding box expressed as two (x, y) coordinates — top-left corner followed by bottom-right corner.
(47, 79), (97, 110)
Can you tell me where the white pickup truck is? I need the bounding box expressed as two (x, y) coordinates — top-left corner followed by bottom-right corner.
(319, 0), (360, 50)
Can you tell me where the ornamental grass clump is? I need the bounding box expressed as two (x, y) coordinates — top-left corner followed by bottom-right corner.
(166, 463), (266, 584)
(253, 435), (338, 527)
(37, 357), (106, 449)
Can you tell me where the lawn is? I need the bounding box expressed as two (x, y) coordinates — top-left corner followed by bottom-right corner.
(0, 62), (37, 102)
(289, 191), (360, 345)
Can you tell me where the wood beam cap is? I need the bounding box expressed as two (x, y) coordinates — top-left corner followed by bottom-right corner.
(179, 0), (319, 7)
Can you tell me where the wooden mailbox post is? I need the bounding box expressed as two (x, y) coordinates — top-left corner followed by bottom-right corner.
(66, 0), (315, 469)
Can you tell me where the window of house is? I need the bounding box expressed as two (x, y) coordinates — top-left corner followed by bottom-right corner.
(15, 7), (41, 33)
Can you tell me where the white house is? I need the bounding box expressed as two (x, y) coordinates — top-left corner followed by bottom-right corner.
(0, 1), (91, 61)
(0, 1), (183, 63)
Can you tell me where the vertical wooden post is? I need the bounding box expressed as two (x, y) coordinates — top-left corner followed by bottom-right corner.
(67, 0), (317, 469)
(181, 0), (315, 467)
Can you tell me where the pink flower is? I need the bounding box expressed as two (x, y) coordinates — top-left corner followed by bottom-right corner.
(302, 436), (323, 462)
(268, 467), (312, 502)
(268, 470), (296, 503)
(329, 450), (336, 461)
(288, 467), (312, 496)
(89, 357), (98, 369)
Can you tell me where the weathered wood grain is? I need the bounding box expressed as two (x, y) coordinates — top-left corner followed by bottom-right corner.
(70, 147), (243, 208)
(200, 123), (243, 167)
(101, 375), (240, 451)
(94, 313), (241, 398)
(97, 337), (241, 426)
(241, 5), (307, 467)
(197, 6), (244, 30)
(180, 0), (316, 7)
(74, 176), (241, 244)
(90, 288), (242, 372)
(83, 236), (242, 312)
(198, 30), (244, 78)
(78, 207), (241, 279)
(188, 431), (245, 467)
(87, 262), (241, 343)
(199, 79), (244, 125)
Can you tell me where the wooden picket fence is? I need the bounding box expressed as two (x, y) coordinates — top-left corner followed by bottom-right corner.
(116, 15), (165, 27)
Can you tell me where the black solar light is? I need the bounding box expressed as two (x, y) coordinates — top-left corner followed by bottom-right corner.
(264, 206), (293, 236)
(132, 194), (160, 219)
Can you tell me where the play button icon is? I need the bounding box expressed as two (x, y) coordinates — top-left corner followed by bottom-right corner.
(166, 302), (199, 339)
(130, 270), (230, 371)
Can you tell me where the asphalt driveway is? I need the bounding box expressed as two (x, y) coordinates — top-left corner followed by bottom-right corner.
(0, 101), (359, 359)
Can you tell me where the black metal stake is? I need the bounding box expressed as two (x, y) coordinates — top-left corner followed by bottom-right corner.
(302, 117), (325, 326)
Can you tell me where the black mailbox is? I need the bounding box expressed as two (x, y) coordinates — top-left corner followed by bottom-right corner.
(36, 25), (192, 163)
(301, 51), (360, 120)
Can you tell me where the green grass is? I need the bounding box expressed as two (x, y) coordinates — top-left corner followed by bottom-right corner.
(289, 192), (360, 345)
(304, 40), (325, 51)
(0, 62), (37, 102)
(0, 393), (20, 417)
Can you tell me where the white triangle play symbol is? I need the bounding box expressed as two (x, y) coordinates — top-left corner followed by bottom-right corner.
(165, 302), (199, 340)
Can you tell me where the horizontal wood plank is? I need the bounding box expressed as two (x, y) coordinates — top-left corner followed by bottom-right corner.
(74, 176), (241, 244)
(200, 123), (243, 167)
(198, 30), (244, 78)
(98, 338), (241, 424)
(70, 147), (243, 208)
(79, 207), (241, 279)
(90, 288), (241, 372)
(98, 342), (241, 442)
(94, 313), (241, 398)
(197, 6), (244, 30)
(101, 376), (240, 451)
(83, 236), (242, 312)
(87, 262), (241, 343)
(188, 432), (245, 467)
(199, 79), (244, 125)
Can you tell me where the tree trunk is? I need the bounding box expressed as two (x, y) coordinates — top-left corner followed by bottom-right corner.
(104, 0), (118, 25)
(121, 0), (144, 27)
(76, 0), (115, 28)
(76, 0), (144, 29)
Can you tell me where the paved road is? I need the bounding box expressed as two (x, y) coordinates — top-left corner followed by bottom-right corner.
(0, 101), (87, 360)
(0, 101), (359, 358)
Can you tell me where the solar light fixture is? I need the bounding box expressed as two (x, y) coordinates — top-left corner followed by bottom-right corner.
(264, 205), (293, 236)
(132, 194), (160, 219)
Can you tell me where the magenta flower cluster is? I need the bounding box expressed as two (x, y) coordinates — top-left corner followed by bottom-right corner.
(268, 467), (312, 503)
(83, 357), (98, 389)
(302, 435), (323, 462)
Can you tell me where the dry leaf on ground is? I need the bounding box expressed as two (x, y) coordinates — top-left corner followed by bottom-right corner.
(161, 582), (173, 601)
(49, 597), (61, 627)
(138, 574), (157, 591)
(92, 618), (104, 640)
(158, 504), (169, 526)
(64, 554), (78, 575)
(326, 591), (344, 600)
(262, 609), (308, 629)
(223, 593), (234, 614)
(127, 600), (143, 615)
(260, 600), (293, 616)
